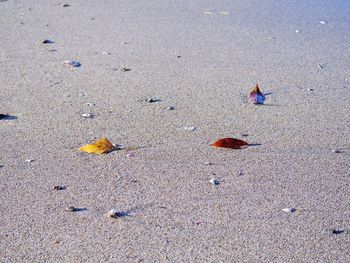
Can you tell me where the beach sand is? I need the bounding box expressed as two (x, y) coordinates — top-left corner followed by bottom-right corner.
(1, 0), (349, 262)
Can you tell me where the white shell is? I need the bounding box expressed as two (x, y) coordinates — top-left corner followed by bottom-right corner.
(107, 209), (119, 218)
(282, 207), (296, 213)
(319, 21), (327, 25)
(81, 113), (92, 118)
(210, 178), (220, 185)
(184, 126), (196, 131)
(63, 60), (81, 67)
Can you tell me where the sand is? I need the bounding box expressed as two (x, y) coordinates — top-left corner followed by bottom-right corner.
(1, 0), (349, 262)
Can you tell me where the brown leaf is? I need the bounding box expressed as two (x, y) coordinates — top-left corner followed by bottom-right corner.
(211, 138), (249, 149)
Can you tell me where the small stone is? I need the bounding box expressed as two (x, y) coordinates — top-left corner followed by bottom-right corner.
(295, 30), (300, 33)
(120, 68), (131, 72)
(61, 4), (70, 7)
(184, 126), (196, 131)
(42, 39), (54, 44)
(282, 207), (296, 213)
(0, 164), (4, 168)
(307, 88), (314, 92)
(53, 185), (65, 190)
(145, 98), (161, 103)
(237, 170), (243, 176)
(102, 52), (110, 55)
(25, 159), (33, 163)
(332, 149), (341, 153)
(317, 63), (324, 69)
(81, 113), (93, 118)
(126, 153), (135, 157)
(166, 106), (175, 110)
(87, 102), (96, 106)
(332, 229), (344, 235)
(107, 209), (122, 218)
(0, 114), (9, 120)
(176, 55), (181, 58)
(63, 60), (81, 67)
(120, 42), (129, 45)
(204, 161), (212, 165)
(319, 21), (327, 25)
(209, 178), (220, 185)
(66, 206), (76, 212)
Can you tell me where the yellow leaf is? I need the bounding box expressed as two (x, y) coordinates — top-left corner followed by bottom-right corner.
(79, 138), (114, 154)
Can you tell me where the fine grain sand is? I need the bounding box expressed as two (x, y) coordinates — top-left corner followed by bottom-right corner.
(1, 0), (350, 262)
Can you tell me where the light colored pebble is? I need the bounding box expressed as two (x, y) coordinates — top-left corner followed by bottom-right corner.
(184, 126), (196, 131)
(295, 30), (300, 33)
(210, 178), (220, 185)
(319, 21), (327, 25)
(166, 106), (175, 110)
(204, 161), (212, 165)
(332, 149), (341, 153)
(66, 206), (76, 212)
(282, 207), (296, 213)
(63, 60), (81, 67)
(81, 113), (93, 118)
(107, 209), (120, 218)
(25, 159), (33, 163)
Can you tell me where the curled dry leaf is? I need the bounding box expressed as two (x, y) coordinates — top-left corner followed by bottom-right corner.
(211, 138), (248, 149)
(249, 84), (265, 104)
(79, 138), (114, 154)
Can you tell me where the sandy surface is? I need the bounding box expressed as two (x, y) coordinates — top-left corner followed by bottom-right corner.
(1, 0), (350, 262)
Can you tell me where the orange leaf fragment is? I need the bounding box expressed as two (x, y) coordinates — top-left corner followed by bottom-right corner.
(79, 138), (114, 154)
(211, 138), (249, 149)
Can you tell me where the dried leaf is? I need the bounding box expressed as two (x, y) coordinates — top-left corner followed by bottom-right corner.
(211, 138), (248, 149)
(249, 84), (266, 104)
(79, 138), (114, 154)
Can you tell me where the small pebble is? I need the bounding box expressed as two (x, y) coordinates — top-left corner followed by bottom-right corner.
(203, 11), (213, 15)
(209, 178), (220, 185)
(332, 149), (341, 153)
(25, 159), (33, 163)
(102, 52), (110, 55)
(63, 60), (81, 67)
(307, 88), (314, 92)
(219, 11), (229, 15)
(295, 30), (300, 33)
(317, 63), (324, 69)
(53, 185), (65, 190)
(120, 42), (129, 45)
(145, 98), (161, 103)
(81, 113), (93, 118)
(184, 126), (196, 131)
(166, 106), (175, 110)
(237, 170), (243, 176)
(107, 209), (122, 218)
(126, 153), (135, 157)
(66, 206), (76, 212)
(0, 164), (4, 168)
(42, 39), (54, 44)
(332, 229), (344, 235)
(61, 4), (70, 7)
(120, 67), (131, 72)
(204, 161), (212, 165)
(282, 207), (296, 213)
(87, 102), (96, 106)
(0, 114), (9, 120)
(319, 21), (327, 25)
